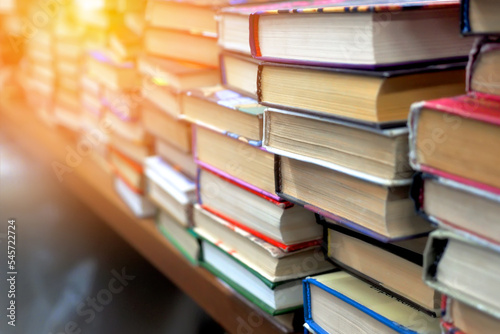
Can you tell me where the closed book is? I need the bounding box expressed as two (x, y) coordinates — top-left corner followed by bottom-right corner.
(264, 108), (413, 186)
(412, 173), (500, 246)
(198, 239), (304, 315)
(327, 224), (438, 313)
(114, 176), (156, 218)
(440, 295), (500, 334)
(194, 204), (333, 282)
(145, 156), (196, 227)
(258, 62), (465, 124)
(467, 37), (500, 97)
(220, 52), (260, 99)
(194, 125), (276, 199)
(197, 167), (322, 250)
(276, 155), (431, 242)
(304, 271), (440, 334)
(109, 147), (145, 194)
(409, 95), (500, 196)
(138, 54), (220, 92)
(86, 50), (140, 91)
(182, 86), (265, 145)
(155, 139), (197, 180)
(249, 0), (472, 68)
(461, 0), (500, 35)
(141, 77), (183, 119)
(144, 28), (219, 68)
(423, 230), (500, 321)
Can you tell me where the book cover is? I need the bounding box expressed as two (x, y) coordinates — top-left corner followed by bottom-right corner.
(466, 36), (500, 96)
(109, 147), (144, 194)
(461, 0), (500, 35)
(304, 272), (440, 334)
(114, 176), (156, 218)
(219, 51), (263, 99)
(249, 0), (464, 68)
(423, 230), (500, 320)
(409, 95), (500, 196)
(264, 108), (412, 187)
(157, 219), (199, 265)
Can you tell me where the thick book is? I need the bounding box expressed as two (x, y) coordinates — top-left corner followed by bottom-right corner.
(258, 62), (466, 124)
(199, 239), (304, 315)
(327, 224), (438, 313)
(197, 168), (322, 250)
(412, 173), (500, 245)
(144, 28), (219, 68)
(137, 54), (220, 91)
(461, 0), (500, 35)
(155, 138), (197, 180)
(141, 77), (183, 119)
(409, 95), (500, 195)
(114, 176), (156, 218)
(249, 0), (472, 68)
(142, 99), (192, 153)
(86, 50), (140, 90)
(145, 156), (196, 227)
(303, 271), (440, 334)
(423, 230), (500, 321)
(194, 124), (277, 198)
(467, 37), (500, 97)
(264, 108), (413, 186)
(276, 155), (432, 242)
(220, 52), (261, 99)
(194, 204), (333, 282)
(440, 295), (500, 334)
(157, 209), (199, 265)
(181, 86), (265, 145)
(109, 134), (154, 164)
(109, 147), (145, 194)
(103, 109), (153, 145)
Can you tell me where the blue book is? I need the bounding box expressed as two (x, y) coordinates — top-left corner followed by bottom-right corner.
(303, 272), (440, 334)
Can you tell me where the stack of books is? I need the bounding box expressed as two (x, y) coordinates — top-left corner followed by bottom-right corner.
(410, 1), (500, 333)
(234, 0), (473, 332)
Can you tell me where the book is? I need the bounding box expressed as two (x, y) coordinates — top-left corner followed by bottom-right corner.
(467, 37), (500, 97)
(220, 52), (260, 98)
(144, 28), (219, 67)
(258, 62), (465, 124)
(155, 139), (197, 180)
(199, 239), (304, 315)
(103, 109), (153, 144)
(194, 204), (333, 282)
(182, 86), (265, 144)
(423, 229), (500, 320)
(145, 0), (217, 36)
(157, 209), (199, 265)
(277, 155), (432, 241)
(198, 168), (322, 249)
(109, 26), (142, 62)
(145, 156), (196, 227)
(263, 108), (413, 186)
(86, 50), (140, 90)
(441, 295), (500, 334)
(138, 54), (220, 91)
(327, 224), (438, 313)
(409, 95), (500, 195)
(141, 77), (183, 119)
(114, 176), (156, 218)
(109, 134), (154, 164)
(413, 173), (500, 245)
(194, 125), (276, 198)
(304, 271), (440, 334)
(142, 99), (192, 153)
(109, 147), (145, 193)
(249, 0), (472, 68)
(102, 86), (142, 121)
(461, 0), (500, 35)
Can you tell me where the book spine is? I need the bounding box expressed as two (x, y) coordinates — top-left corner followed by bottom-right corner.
(249, 13), (261, 59)
(460, 0), (471, 35)
(408, 101), (424, 172)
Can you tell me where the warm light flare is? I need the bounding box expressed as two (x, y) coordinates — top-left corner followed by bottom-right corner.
(75, 0), (107, 11)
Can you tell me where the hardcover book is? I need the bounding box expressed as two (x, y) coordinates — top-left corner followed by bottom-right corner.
(155, 139), (197, 180)
(199, 239), (304, 315)
(220, 52), (261, 99)
(304, 271), (440, 334)
(409, 95), (500, 195)
(249, 0), (472, 68)
(194, 125), (276, 198)
(412, 173), (500, 245)
(276, 155), (432, 242)
(141, 77), (183, 119)
(114, 176), (156, 218)
(197, 167), (322, 250)
(258, 62), (466, 124)
(461, 0), (500, 35)
(467, 37), (500, 97)
(194, 204), (333, 282)
(423, 230), (500, 321)
(145, 156), (197, 227)
(109, 147), (145, 194)
(327, 224), (438, 313)
(86, 50), (140, 90)
(440, 295), (500, 334)
(182, 86), (265, 144)
(264, 108), (413, 186)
